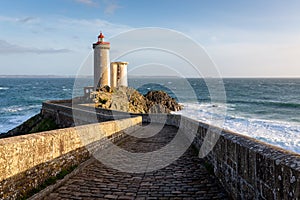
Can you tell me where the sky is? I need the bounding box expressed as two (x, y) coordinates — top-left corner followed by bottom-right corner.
(0, 0), (300, 77)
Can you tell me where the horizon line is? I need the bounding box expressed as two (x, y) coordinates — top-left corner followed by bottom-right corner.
(0, 75), (299, 79)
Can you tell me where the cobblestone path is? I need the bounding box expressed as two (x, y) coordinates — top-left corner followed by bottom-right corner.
(45, 124), (229, 200)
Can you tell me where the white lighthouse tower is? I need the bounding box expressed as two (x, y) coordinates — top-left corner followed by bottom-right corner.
(93, 32), (110, 89)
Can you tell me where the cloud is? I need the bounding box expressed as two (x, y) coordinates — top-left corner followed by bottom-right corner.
(0, 16), (39, 24)
(0, 14), (133, 53)
(58, 17), (132, 36)
(73, 0), (121, 14)
(74, 0), (97, 6)
(184, 25), (300, 74)
(206, 43), (300, 77)
(104, 1), (121, 15)
(0, 40), (72, 54)
(18, 17), (37, 24)
(0, 16), (16, 22)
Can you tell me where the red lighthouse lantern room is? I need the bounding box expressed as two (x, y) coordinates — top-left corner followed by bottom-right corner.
(98, 32), (105, 43)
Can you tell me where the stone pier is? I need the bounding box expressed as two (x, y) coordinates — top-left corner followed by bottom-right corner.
(42, 124), (229, 200)
(1, 100), (299, 199)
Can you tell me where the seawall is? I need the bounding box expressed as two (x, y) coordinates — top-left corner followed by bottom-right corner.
(42, 100), (300, 199)
(0, 100), (299, 199)
(0, 113), (142, 199)
(170, 115), (300, 199)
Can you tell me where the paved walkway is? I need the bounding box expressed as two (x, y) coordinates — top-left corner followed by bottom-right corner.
(45, 124), (229, 200)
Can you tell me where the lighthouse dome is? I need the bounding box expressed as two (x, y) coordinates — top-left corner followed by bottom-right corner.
(98, 32), (105, 38)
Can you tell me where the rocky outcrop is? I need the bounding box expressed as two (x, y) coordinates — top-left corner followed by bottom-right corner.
(1, 86), (182, 138)
(145, 91), (182, 113)
(92, 86), (183, 114)
(0, 113), (58, 138)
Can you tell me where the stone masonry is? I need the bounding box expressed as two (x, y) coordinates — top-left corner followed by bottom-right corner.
(41, 100), (300, 199)
(44, 124), (229, 199)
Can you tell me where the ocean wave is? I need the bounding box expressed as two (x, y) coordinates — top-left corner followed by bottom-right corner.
(0, 87), (9, 90)
(228, 100), (300, 108)
(1, 114), (34, 133)
(8, 114), (33, 124)
(175, 102), (300, 154)
(1, 105), (41, 113)
(3, 107), (26, 113)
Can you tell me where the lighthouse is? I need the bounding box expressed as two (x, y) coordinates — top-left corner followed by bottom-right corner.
(93, 32), (110, 89)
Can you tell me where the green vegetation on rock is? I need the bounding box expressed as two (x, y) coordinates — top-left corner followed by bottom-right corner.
(29, 117), (58, 133)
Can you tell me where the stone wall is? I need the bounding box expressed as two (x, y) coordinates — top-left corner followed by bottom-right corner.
(39, 101), (300, 199)
(0, 116), (142, 199)
(165, 114), (300, 200)
(41, 100), (135, 128)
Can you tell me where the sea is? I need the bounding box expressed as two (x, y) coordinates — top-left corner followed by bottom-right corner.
(0, 78), (299, 154)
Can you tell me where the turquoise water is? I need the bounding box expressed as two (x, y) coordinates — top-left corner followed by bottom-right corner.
(0, 78), (75, 132)
(0, 78), (299, 153)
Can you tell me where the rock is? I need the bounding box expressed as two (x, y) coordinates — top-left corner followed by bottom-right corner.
(0, 113), (58, 138)
(98, 85), (112, 93)
(92, 86), (182, 114)
(145, 90), (183, 113)
(93, 90), (112, 109)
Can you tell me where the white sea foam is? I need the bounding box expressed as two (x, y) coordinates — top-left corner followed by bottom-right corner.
(175, 103), (300, 154)
(3, 106), (26, 113)
(8, 114), (32, 124)
(1, 105), (40, 113)
(1, 114), (34, 133)
(0, 87), (9, 90)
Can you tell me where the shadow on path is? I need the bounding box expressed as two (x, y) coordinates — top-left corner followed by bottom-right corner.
(45, 124), (229, 200)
